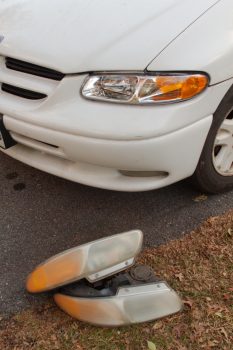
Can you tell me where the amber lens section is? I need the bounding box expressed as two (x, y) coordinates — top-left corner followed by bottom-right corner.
(54, 294), (125, 325)
(154, 75), (208, 101)
(26, 253), (81, 293)
(54, 294), (81, 319)
(26, 266), (48, 293)
(181, 76), (208, 99)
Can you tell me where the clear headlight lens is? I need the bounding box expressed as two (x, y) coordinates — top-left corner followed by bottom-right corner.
(81, 73), (209, 104)
(55, 283), (183, 326)
(26, 230), (143, 293)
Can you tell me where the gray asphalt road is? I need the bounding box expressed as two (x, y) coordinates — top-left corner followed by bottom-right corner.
(0, 152), (232, 317)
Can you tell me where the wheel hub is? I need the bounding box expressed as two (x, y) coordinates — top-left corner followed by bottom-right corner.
(212, 116), (233, 176)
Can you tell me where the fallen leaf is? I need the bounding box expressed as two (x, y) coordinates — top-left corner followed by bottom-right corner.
(184, 300), (193, 309)
(173, 325), (184, 338)
(175, 273), (184, 282)
(223, 294), (231, 300)
(220, 328), (228, 340)
(75, 345), (83, 350)
(147, 341), (157, 350)
(144, 327), (150, 334)
(153, 322), (163, 331)
(193, 194), (208, 202)
(207, 340), (219, 347)
(227, 228), (233, 237)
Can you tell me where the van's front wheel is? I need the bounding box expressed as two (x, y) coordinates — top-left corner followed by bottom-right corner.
(192, 91), (233, 193)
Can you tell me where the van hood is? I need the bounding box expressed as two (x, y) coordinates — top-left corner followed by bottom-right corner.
(0, 0), (218, 73)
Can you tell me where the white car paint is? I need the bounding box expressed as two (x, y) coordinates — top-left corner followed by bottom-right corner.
(148, 0), (233, 85)
(0, 0), (219, 72)
(0, 0), (232, 191)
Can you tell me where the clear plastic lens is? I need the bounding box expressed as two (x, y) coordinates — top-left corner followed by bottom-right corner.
(82, 74), (208, 104)
(26, 230), (143, 293)
(54, 282), (183, 326)
(138, 78), (158, 99)
(83, 75), (138, 101)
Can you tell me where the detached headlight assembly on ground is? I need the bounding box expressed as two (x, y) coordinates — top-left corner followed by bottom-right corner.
(27, 231), (183, 327)
(81, 73), (209, 104)
(26, 230), (143, 293)
(54, 267), (183, 327)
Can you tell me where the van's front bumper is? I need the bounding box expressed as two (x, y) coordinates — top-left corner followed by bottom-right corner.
(1, 70), (232, 192)
(2, 115), (211, 191)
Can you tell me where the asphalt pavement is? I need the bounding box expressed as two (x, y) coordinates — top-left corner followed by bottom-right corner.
(0, 151), (232, 317)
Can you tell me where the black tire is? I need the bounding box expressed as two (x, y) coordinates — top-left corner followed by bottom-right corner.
(191, 85), (233, 194)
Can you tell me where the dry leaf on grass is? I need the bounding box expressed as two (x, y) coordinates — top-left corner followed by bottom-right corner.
(193, 194), (208, 202)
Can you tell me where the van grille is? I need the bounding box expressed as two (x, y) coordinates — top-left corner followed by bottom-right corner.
(0, 56), (64, 101)
(2, 83), (47, 100)
(5, 57), (65, 81)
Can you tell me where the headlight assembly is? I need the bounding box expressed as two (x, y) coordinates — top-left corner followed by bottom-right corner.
(26, 230), (143, 293)
(81, 73), (209, 104)
(27, 231), (183, 326)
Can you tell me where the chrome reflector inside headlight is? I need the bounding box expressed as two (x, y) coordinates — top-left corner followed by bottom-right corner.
(81, 73), (209, 104)
(26, 230), (143, 293)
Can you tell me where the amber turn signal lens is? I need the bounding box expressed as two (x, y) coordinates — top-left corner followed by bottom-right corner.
(155, 75), (208, 101)
(26, 266), (48, 293)
(26, 255), (81, 293)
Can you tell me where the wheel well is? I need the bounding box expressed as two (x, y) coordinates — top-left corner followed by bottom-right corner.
(213, 83), (233, 119)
